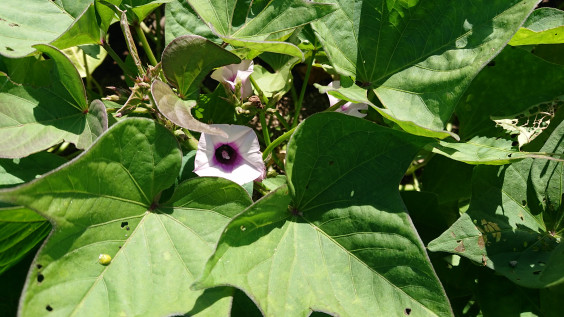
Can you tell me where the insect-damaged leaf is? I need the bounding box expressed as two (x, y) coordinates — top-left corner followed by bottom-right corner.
(195, 113), (452, 316)
(0, 118), (253, 316)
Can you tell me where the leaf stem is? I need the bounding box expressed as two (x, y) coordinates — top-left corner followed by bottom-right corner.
(273, 111), (291, 131)
(249, 75), (268, 105)
(120, 11), (145, 75)
(292, 47), (317, 128)
(102, 40), (133, 78)
(134, 22), (158, 66)
(262, 126), (296, 160)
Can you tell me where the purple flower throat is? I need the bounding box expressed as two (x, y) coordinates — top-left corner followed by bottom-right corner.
(213, 143), (241, 172)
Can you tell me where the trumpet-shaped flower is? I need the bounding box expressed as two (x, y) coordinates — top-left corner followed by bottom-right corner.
(326, 81), (368, 118)
(194, 124), (265, 185)
(211, 60), (254, 100)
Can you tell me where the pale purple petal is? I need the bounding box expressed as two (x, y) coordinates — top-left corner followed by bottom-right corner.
(211, 60), (254, 100)
(194, 124), (265, 185)
(326, 80), (368, 118)
(337, 102), (368, 118)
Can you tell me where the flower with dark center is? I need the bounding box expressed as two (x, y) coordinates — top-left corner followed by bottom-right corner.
(194, 124), (265, 185)
(211, 60), (254, 101)
(326, 81), (368, 118)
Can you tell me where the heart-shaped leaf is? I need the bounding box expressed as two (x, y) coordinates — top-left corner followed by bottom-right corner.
(161, 35), (241, 99)
(0, 45), (108, 158)
(0, 118), (254, 315)
(312, 0), (539, 139)
(195, 113), (452, 316)
(186, 0), (337, 58)
(0, 44), (108, 158)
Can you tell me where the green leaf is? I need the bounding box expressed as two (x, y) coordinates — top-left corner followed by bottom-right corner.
(0, 118), (253, 316)
(312, 0), (539, 139)
(50, 3), (102, 50)
(456, 47), (564, 140)
(0, 0), (74, 57)
(531, 117), (564, 235)
(420, 155), (473, 205)
(161, 35), (241, 99)
(196, 113), (452, 316)
(252, 62), (296, 98)
(62, 45), (107, 78)
(193, 86), (241, 125)
(0, 152), (66, 274)
(509, 7), (564, 45)
(541, 282), (564, 317)
(186, 0), (337, 58)
(428, 160), (562, 288)
(152, 79), (229, 137)
(165, 0), (221, 45)
(120, 0), (172, 22)
(0, 207), (51, 275)
(475, 268), (541, 316)
(0, 45), (108, 158)
(429, 136), (530, 165)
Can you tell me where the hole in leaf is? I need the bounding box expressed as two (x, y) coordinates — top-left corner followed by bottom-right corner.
(533, 270), (541, 275)
(405, 308), (412, 315)
(37, 274), (44, 283)
(508, 153), (512, 158)
(126, 226), (130, 231)
(46, 305), (53, 311)
(121, 222), (128, 228)
(522, 200), (527, 207)
(36, 264), (42, 270)
(538, 261), (546, 266)
(511, 141), (519, 147)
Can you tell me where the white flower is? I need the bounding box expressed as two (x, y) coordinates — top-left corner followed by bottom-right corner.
(194, 124), (265, 185)
(327, 81), (368, 118)
(211, 60), (254, 100)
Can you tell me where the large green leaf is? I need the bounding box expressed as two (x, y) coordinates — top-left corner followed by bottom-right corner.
(456, 46), (564, 140)
(195, 113), (452, 316)
(428, 159), (562, 288)
(509, 7), (564, 45)
(186, 0), (337, 58)
(0, 0), (74, 57)
(165, 0), (221, 45)
(312, 0), (539, 139)
(0, 118), (253, 316)
(0, 44), (107, 158)
(161, 35), (241, 99)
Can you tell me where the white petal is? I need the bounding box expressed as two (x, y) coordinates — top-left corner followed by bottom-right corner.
(337, 102), (368, 118)
(193, 124), (265, 185)
(326, 81), (342, 107)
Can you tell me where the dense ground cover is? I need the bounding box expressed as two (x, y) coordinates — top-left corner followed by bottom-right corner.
(1, 0), (564, 316)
